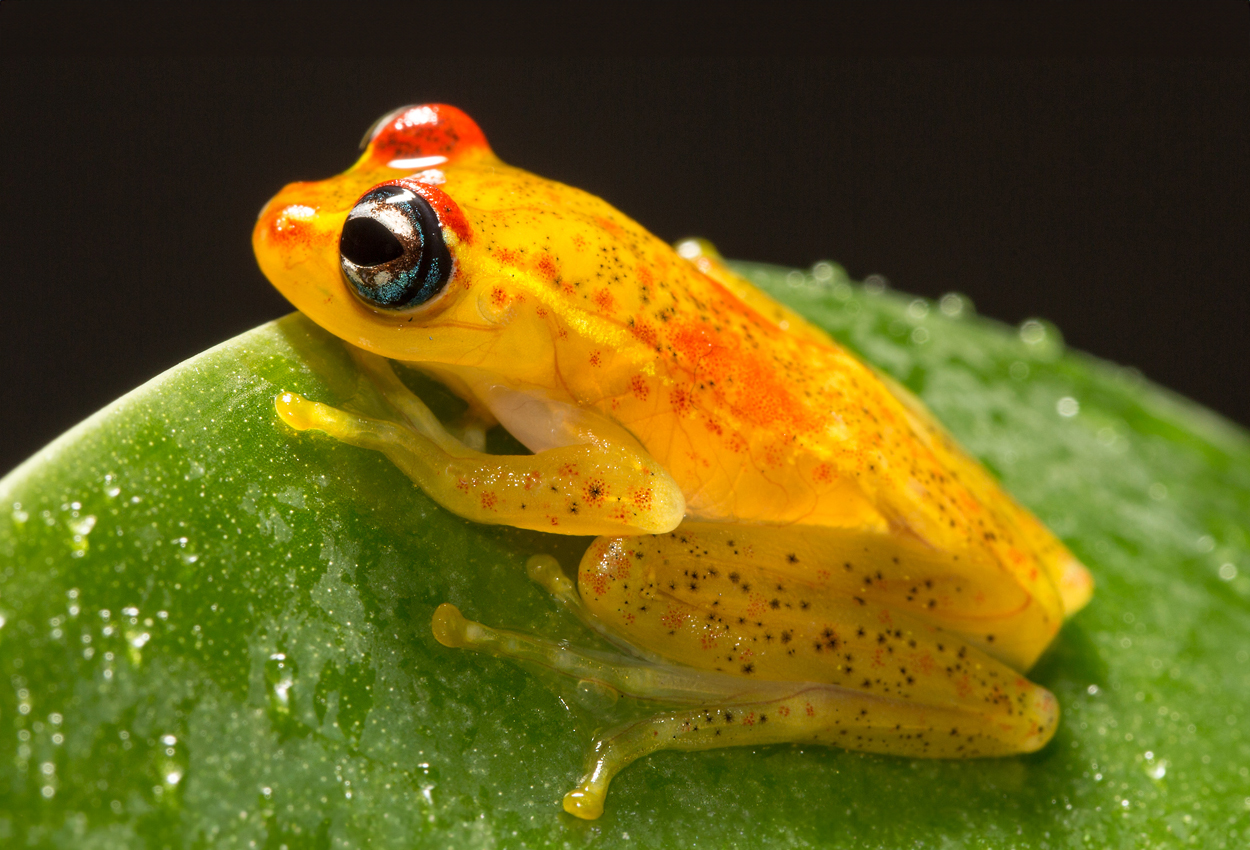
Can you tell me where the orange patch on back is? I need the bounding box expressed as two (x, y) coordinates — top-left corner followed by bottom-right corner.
(668, 318), (818, 433)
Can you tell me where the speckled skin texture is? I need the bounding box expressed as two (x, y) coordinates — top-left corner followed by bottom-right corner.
(253, 104), (1093, 817)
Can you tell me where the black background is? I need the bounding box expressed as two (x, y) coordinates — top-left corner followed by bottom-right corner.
(3, 2), (1247, 477)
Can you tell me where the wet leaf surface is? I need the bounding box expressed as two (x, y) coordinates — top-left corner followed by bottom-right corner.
(1, 263), (1248, 848)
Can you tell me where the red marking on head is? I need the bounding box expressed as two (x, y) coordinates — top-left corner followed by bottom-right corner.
(593, 288), (616, 314)
(262, 205), (318, 252)
(629, 375), (650, 402)
(364, 104), (490, 165)
(387, 178), (473, 244)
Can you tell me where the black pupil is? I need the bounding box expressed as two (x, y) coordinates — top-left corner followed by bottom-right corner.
(340, 217), (404, 267)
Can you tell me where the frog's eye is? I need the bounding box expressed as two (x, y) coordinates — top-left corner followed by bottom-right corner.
(339, 185), (452, 309)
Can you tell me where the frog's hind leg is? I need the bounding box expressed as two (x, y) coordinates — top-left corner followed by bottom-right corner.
(562, 683), (1057, 820)
(431, 603), (1057, 820)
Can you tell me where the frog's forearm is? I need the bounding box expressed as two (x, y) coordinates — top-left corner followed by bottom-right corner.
(275, 392), (683, 535)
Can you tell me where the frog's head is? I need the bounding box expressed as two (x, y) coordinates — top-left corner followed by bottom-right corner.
(254, 104), (669, 380)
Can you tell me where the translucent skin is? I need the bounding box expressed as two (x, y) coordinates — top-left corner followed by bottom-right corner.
(254, 104), (1093, 818)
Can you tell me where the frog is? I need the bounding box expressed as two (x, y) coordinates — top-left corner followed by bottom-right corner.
(253, 104), (1094, 820)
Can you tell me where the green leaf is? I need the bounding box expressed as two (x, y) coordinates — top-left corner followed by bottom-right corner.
(2, 263), (1247, 848)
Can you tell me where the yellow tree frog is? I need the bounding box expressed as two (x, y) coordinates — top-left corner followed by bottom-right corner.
(253, 104), (1094, 819)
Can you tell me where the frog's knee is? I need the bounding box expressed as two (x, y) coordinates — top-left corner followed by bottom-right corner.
(1018, 685), (1060, 753)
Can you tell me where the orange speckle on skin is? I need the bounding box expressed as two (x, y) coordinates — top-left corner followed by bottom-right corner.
(630, 318), (659, 348)
(813, 463), (836, 484)
(589, 350), (602, 367)
(778, 705), (791, 717)
(490, 286), (509, 309)
(629, 375), (650, 402)
(523, 471), (541, 491)
(536, 306), (548, 318)
(805, 702), (815, 717)
(877, 608), (893, 625)
(456, 477), (472, 492)
(537, 253), (559, 281)
(496, 247), (520, 266)
(559, 462), (580, 478)
(630, 487), (653, 511)
(593, 288), (616, 314)
(660, 606), (688, 630)
(480, 491), (498, 510)
(583, 478), (608, 507)
(742, 712), (757, 726)
(670, 386), (694, 416)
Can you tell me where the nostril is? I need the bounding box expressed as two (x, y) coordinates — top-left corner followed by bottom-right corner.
(341, 217), (404, 267)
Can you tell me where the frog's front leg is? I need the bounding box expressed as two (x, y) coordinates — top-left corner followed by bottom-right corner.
(274, 356), (684, 536)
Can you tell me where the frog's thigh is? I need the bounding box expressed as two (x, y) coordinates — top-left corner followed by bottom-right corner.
(274, 378), (683, 537)
(577, 529), (1059, 749)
